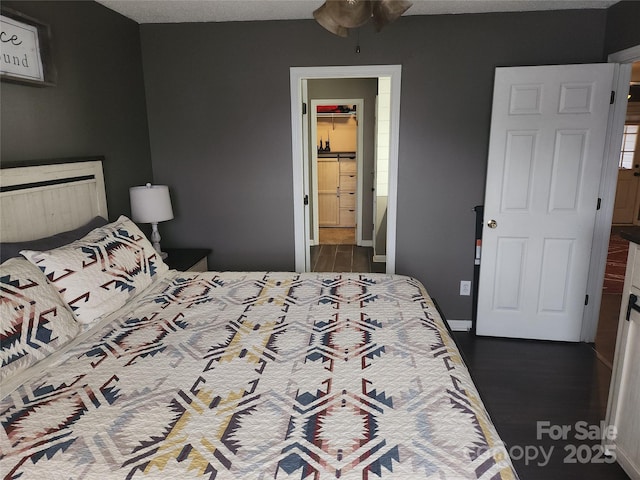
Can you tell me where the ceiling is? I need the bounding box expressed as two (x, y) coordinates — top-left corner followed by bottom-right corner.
(96, 0), (618, 24)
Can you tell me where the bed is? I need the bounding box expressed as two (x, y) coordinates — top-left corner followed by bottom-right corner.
(0, 160), (518, 479)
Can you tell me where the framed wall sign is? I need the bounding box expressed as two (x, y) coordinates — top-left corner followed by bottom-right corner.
(1, 7), (56, 86)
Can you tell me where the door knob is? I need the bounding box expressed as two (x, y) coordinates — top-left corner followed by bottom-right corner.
(487, 219), (498, 229)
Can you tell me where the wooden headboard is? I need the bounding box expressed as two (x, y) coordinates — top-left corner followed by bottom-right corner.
(0, 159), (108, 242)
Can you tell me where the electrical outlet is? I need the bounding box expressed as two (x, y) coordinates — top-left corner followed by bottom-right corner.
(460, 281), (471, 296)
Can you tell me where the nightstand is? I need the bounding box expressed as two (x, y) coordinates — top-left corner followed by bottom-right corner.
(163, 248), (211, 272)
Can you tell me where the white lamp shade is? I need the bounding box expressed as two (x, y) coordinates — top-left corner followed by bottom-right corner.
(129, 184), (174, 223)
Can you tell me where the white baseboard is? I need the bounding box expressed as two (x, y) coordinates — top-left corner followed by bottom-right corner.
(447, 319), (472, 332)
(373, 255), (386, 263)
(310, 240), (373, 247)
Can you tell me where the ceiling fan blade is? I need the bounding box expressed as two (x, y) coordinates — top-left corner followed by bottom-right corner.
(324, 0), (373, 29)
(313, 3), (349, 37)
(372, 0), (412, 31)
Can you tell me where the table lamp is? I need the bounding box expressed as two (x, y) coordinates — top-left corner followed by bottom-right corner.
(129, 183), (174, 259)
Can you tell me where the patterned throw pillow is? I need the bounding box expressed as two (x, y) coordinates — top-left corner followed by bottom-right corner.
(0, 257), (80, 382)
(21, 215), (168, 324)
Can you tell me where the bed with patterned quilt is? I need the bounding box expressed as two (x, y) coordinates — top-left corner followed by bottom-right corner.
(0, 162), (517, 479)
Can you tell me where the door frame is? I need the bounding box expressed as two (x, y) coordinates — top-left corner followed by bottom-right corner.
(310, 98), (365, 245)
(582, 45), (639, 341)
(290, 65), (402, 273)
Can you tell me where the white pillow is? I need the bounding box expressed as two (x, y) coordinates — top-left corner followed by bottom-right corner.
(21, 215), (168, 324)
(0, 257), (80, 382)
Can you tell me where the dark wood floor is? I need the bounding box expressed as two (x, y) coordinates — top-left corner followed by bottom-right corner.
(596, 293), (622, 368)
(310, 244), (385, 273)
(453, 332), (630, 480)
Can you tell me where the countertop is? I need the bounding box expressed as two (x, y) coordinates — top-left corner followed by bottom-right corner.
(318, 151), (356, 158)
(619, 227), (640, 244)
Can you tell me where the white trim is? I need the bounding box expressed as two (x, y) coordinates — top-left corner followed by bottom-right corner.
(447, 319), (472, 332)
(386, 68), (401, 274)
(583, 63), (633, 342)
(310, 100), (320, 244)
(310, 98), (364, 245)
(301, 79), (311, 272)
(356, 101), (364, 246)
(360, 239), (373, 247)
(373, 93), (379, 255)
(608, 44), (640, 63)
(291, 73), (307, 271)
(290, 65), (402, 273)
(373, 254), (386, 263)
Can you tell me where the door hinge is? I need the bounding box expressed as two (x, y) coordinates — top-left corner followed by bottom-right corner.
(303, 194), (309, 205)
(585, 294), (589, 306)
(302, 102), (307, 115)
(597, 198), (602, 210)
(626, 293), (640, 321)
(610, 91), (615, 104)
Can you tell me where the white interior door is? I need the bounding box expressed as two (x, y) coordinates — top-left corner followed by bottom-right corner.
(477, 64), (615, 341)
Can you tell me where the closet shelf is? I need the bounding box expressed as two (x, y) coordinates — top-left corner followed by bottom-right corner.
(317, 112), (356, 118)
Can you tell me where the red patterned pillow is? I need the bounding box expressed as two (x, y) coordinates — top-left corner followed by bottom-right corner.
(0, 257), (80, 382)
(21, 216), (168, 324)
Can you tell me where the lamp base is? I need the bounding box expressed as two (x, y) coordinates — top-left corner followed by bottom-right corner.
(150, 222), (168, 260)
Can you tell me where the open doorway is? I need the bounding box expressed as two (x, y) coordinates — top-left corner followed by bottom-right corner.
(290, 65), (402, 273)
(311, 99), (364, 247)
(309, 97), (375, 272)
(596, 59), (640, 367)
(580, 47), (639, 345)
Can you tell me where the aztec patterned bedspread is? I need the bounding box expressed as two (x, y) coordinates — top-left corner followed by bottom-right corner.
(1, 271), (517, 479)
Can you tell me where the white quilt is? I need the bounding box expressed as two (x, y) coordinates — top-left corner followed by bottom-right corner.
(0, 271), (517, 479)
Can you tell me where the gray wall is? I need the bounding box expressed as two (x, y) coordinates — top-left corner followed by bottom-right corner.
(141, 9), (607, 320)
(0, 1), (153, 219)
(604, 1), (640, 55)
(2, 1), (635, 322)
(307, 78), (378, 242)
